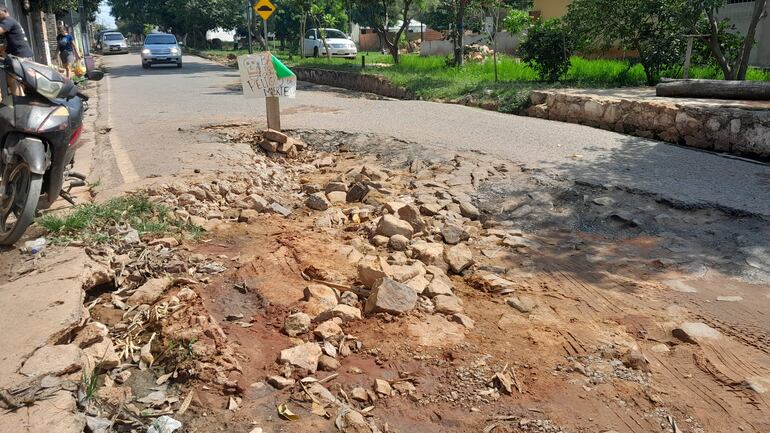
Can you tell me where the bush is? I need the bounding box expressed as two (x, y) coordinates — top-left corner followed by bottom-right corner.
(520, 18), (573, 82)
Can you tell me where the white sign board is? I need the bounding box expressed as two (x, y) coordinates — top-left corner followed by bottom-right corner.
(238, 52), (296, 99)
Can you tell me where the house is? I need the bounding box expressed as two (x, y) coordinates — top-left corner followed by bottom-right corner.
(532, 0), (770, 68)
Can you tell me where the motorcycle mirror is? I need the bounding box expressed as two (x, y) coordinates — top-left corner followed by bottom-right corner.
(86, 70), (105, 81)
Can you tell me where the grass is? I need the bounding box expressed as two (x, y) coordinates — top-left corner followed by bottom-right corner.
(276, 52), (770, 113)
(37, 195), (200, 244)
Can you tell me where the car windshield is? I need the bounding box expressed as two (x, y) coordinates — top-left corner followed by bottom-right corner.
(145, 35), (177, 45)
(321, 30), (347, 39)
(105, 34), (124, 41)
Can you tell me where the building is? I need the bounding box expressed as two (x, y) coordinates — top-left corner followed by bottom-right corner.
(531, 0), (571, 20)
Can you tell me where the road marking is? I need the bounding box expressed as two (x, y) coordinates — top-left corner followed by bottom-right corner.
(104, 75), (141, 184)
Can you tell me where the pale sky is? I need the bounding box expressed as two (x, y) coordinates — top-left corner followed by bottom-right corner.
(97, 1), (116, 28)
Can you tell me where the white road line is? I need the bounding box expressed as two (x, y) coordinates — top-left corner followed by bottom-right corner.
(104, 74), (141, 184)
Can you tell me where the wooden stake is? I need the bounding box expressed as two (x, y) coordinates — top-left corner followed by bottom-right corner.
(266, 96), (280, 131)
(683, 35), (694, 79)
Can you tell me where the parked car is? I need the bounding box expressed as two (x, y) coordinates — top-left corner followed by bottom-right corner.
(101, 32), (128, 54)
(303, 28), (357, 58)
(94, 29), (118, 51)
(141, 33), (182, 69)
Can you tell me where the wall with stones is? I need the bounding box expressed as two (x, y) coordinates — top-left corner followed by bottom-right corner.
(527, 90), (770, 159)
(292, 67), (414, 100)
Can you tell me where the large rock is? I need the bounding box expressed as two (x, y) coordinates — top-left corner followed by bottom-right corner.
(411, 241), (446, 267)
(434, 295), (464, 314)
(0, 390), (85, 433)
(20, 344), (83, 377)
(357, 255), (390, 288)
(245, 194), (269, 211)
(376, 215), (414, 239)
(441, 224), (470, 245)
(459, 202), (480, 220)
(306, 192), (331, 211)
(444, 244), (474, 274)
(425, 278), (454, 297)
(82, 337), (121, 370)
(336, 408), (373, 433)
(279, 343), (322, 373)
(303, 284), (338, 317)
(346, 182), (370, 203)
(397, 204), (426, 233)
(127, 278), (169, 305)
(284, 312), (311, 336)
(388, 235), (410, 252)
(365, 278), (418, 315)
(673, 322), (722, 344)
(317, 304), (362, 323)
(318, 355), (341, 371)
(314, 320), (344, 341)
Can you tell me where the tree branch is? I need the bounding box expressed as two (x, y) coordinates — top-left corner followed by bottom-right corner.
(707, 8), (733, 80)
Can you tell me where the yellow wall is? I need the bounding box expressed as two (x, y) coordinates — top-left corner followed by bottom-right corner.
(532, 0), (571, 19)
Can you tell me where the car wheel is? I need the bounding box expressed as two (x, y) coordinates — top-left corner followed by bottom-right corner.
(313, 47), (319, 58)
(142, 62), (149, 69)
(177, 61), (183, 68)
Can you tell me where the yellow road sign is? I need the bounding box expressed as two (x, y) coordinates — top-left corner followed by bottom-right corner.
(253, 0), (276, 20)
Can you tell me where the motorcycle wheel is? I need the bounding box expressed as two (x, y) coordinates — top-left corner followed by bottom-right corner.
(0, 162), (43, 246)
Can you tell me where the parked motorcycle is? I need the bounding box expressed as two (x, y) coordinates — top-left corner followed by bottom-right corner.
(0, 55), (104, 245)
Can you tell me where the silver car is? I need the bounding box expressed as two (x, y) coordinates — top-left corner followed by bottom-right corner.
(102, 32), (128, 54)
(141, 33), (182, 69)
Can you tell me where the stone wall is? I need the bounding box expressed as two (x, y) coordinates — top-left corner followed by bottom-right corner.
(527, 90), (770, 159)
(292, 67), (414, 100)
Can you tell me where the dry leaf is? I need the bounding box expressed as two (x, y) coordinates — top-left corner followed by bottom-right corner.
(277, 403), (299, 421)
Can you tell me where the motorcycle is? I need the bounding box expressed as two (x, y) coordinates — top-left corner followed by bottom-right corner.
(0, 55), (104, 245)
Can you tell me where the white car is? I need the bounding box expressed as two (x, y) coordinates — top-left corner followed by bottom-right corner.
(101, 32), (128, 54)
(303, 28), (357, 58)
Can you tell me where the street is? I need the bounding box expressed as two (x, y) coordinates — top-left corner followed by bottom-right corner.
(98, 53), (770, 216)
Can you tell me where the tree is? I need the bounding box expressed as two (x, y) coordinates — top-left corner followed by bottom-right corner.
(31, 0), (101, 19)
(566, 0), (700, 85)
(309, 0), (348, 59)
(352, 0), (421, 64)
(697, 0), (768, 80)
(520, 18), (572, 81)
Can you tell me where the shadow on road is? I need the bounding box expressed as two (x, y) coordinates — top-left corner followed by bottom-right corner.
(105, 60), (231, 78)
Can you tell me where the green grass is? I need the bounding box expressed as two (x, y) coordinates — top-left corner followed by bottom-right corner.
(278, 53), (770, 112)
(37, 195), (200, 245)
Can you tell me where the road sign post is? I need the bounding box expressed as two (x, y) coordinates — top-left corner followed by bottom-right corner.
(238, 53), (296, 132)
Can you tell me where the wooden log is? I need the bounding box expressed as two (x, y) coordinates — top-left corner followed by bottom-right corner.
(656, 78), (770, 100)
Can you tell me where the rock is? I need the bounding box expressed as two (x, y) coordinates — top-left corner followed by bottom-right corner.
(245, 194), (269, 211)
(593, 196), (615, 206)
(388, 235), (410, 251)
(259, 139), (278, 152)
(306, 192), (331, 211)
(365, 278), (418, 315)
(420, 203), (442, 216)
(362, 166), (388, 181)
(336, 408), (373, 433)
(148, 237), (179, 248)
(277, 141), (297, 156)
(327, 191), (347, 204)
(270, 202), (293, 217)
(304, 284), (338, 305)
(434, 295), (464, 314)
(459, 202), (480, 220)
(97, 385), (133, 406)
(317, 304), (362, 323)
(397, 204), (426, 233)
(374, 378), (393, 396)
(340, 291), (359, 306)
(264, 129), (288, 144)
(444, 244), (474, 274)
(73, 322), (109, 348)
(416, 296), (435, 313)
(451, 313), (475, 329)
(386, 263), (423, 283)
(207, 210), (224, 220)
(318, 355), (341, 371)
(716, 295), (743, 302)
(177, 193), (197, 206)
(314, 320), (344, 341)
(82, 337), (121, 370)
(425, 278), (453, 297)
(346, 182), (370, 203)
(239, 209), (260, 223)
(405, 275), (430, 294)
(650, 343), (670, 353)
(673, 322), (722, 343)
(370, 235), (389, 248)
(325, 182), (348, 194)
(393, 381), (417, 394)
(412, 241), (446, 267)
(268, 375), (295, 389)
(384, 201), (406, 214)
(284, 312), (311, 337)
(376, 214), (414, 239)
(279, 343), (322, 373)
(20, 344), (82, 377)
(357, 256), (390, 288)
(351, 387), (370, 402)
(506, 296), (538, 313)
(122, 229), (140, 244)
(441, 224), (470, 245)
(623, 349), (650, 372)
(127, 278), (169, 305)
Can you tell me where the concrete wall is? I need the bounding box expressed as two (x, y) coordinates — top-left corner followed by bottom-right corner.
(421, 40), (453, 56)
(717, 2), (770, 68)
(532, 0), (572, 19)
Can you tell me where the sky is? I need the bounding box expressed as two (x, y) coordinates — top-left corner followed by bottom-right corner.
(97, 1), (116, 28)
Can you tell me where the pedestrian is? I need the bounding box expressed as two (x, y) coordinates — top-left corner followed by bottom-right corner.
(0, 6), (34, 96)
(56, 26), (80, 78)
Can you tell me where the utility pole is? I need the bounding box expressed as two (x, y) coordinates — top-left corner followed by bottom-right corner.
(247, 1), (253, 54)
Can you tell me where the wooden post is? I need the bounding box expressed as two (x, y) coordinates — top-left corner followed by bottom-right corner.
(266, 96), (281, 130)
(683, 36), (694, 79)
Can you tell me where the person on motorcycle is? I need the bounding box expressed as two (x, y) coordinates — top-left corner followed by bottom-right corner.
(0, 7), (33, 96)
(56, 26), (81, 78)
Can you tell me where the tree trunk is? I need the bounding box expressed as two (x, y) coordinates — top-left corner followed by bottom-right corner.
(737, 0), (768, 80)
(300, 13), (306, 58)
(453, 0), (466, 67)
(656, 78), (770, 100)
(707, 8), (735, 80)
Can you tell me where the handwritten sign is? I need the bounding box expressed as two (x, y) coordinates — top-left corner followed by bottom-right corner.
(238, 52), (296, 99)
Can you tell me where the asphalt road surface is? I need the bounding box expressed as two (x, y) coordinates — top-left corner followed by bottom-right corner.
(96, 53), (770, 216)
